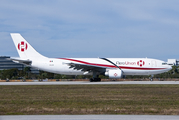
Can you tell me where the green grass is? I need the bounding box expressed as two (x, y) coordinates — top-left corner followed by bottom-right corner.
(0, 85), (179, 115)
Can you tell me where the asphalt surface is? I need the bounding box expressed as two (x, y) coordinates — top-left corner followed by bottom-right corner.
(0, 81), (179, 85)
(0, 115), (179, 120)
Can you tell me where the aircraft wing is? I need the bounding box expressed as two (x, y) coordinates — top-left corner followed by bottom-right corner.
(65, 62), (106, 74)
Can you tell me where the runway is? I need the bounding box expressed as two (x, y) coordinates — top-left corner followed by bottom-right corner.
(0, 115), (179, 120)
(0, 81), (179, 85)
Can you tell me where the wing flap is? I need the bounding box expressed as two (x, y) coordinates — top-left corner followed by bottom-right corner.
(65, 62), (106, 73)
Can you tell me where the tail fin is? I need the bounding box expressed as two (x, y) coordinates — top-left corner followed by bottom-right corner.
(10, 33), (47, 60)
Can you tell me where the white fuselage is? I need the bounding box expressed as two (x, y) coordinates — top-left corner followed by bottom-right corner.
(10, 33), (172, 78)
(31, 57), (172, 76)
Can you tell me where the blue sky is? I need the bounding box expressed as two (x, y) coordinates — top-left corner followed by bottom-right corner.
(0, 0), (179, 61)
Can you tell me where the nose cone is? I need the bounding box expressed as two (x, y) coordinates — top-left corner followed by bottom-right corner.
(168, 65), (172, 70)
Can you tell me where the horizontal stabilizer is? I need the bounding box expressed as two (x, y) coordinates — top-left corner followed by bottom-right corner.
(7, 57), (32, 65)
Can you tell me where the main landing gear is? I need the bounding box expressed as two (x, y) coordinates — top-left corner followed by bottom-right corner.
(90, 78), (101, 82)
(90, 73), (101, 82)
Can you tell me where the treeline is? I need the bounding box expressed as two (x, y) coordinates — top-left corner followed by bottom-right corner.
(0, 67), (94, 80)
(0, 66), (178, 80)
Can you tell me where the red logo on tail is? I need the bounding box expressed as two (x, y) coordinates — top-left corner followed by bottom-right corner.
(18, 41), (28, 52)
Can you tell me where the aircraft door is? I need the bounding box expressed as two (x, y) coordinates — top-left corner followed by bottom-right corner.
(151, 60), (156, 67)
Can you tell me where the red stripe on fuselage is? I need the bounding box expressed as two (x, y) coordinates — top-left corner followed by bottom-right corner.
(59, 58), (166, 70)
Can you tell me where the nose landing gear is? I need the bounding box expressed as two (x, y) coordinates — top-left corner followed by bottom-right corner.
(150, 75), (154, 81)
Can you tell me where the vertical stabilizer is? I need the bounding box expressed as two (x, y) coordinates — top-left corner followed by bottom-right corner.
(10, 33), (47, 60)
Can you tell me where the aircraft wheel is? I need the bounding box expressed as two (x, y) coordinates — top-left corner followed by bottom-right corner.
(89, 78), (101, 82)
(97, 78), (101, 82)
(90, 78), (94, 82)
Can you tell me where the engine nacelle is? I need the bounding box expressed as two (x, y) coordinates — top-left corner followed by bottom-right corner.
(105, 69), (122, 79)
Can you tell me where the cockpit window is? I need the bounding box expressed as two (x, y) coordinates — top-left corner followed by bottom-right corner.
(162, 63), (167, 65)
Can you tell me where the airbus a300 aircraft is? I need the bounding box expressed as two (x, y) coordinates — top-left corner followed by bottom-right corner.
(10, 33), (172, 82)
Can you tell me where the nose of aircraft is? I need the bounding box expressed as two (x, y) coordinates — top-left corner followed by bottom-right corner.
(168, 65), (172, 70)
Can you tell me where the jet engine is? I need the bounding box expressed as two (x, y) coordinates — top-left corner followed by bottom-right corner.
(105, 69), (122, 79)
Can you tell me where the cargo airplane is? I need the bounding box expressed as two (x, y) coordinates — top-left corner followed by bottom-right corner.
(10, 33), (172, 82)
